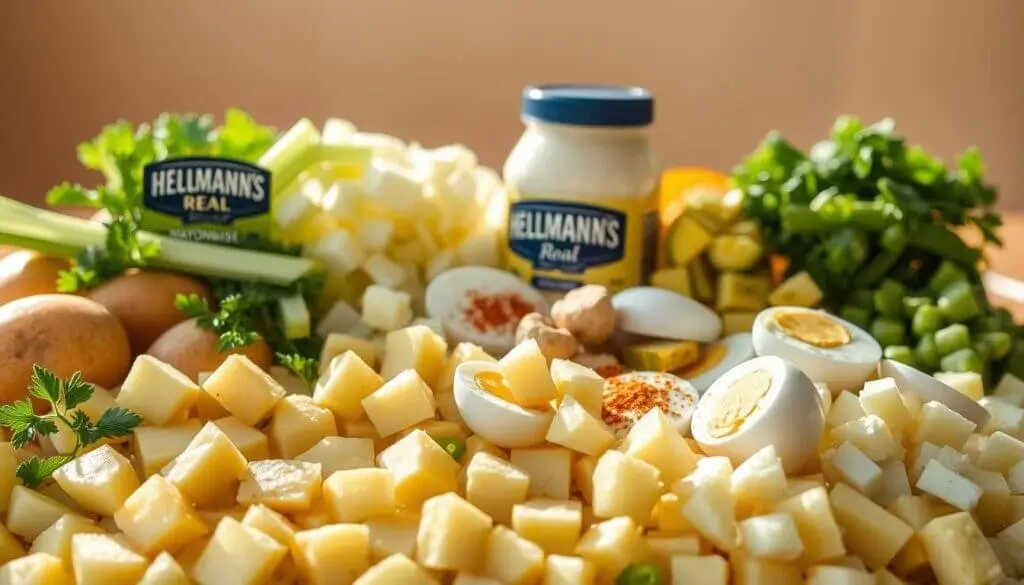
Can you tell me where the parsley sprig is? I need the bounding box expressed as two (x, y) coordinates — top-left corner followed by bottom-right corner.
(0, 366), (142, 488)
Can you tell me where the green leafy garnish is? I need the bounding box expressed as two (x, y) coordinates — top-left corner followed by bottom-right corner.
(57, 216), (161, 292)
(0, 366), (142, 487)
(277, 353), (320, 387)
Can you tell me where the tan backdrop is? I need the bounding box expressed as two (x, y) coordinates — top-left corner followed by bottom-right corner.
(1, 0), (1022, 207)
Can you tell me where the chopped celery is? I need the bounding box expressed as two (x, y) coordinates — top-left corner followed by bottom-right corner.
(260, 118), (321, 196)
(902, 296), (930, 319)
(937, 281), (982, 323)
(973, 340), (992, 363)
(939, 348), (984, 374)
(871, 317), (906, 347)
(847, 289), (876, 310)
(979, 332), (1012, 360)
(873, 280), (905, 319)
(927, 260), (968, 295)
(915, 335), (940, 370)
(277, 294), (312, 340)
(884, 345), (917, 367)
(839, 305), (873, 330)
(912, 304), (944, 337)
(0, 196), (316, 286)
(934, 323), (971, 357)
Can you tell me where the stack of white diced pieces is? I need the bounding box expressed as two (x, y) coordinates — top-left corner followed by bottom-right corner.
(5, 328), (1024, 584)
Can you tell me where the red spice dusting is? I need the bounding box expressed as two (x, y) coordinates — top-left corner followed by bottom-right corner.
(601, 374), (674, 426)
(595, 364), (625, 378)
(460, 290), (535, 334)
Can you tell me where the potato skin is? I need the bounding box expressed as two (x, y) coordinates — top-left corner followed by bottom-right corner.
(87, 269), (213, 355)
(146, 318), (273, 381)
(0, 295), (131, 409)
(0, 251), (69, 305)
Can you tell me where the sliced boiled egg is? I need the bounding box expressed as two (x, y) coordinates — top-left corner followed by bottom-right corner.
(601, 371), (699, 439)
(691, 356), (825, 473)
(425, 267), (547, 355)
(878, 359), (991, 428)
(751, 306), (881, 391)
(453, 360), (554, 448)
(674, 333), (755, 394)
(611, 287), (722, 343)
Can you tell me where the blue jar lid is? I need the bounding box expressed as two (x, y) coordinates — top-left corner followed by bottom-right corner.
(521, 84), (654, 127)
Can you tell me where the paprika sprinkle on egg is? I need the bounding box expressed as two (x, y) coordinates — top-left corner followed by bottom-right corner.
(458, 290), (535, 334)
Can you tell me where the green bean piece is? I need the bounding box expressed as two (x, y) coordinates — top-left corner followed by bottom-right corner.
(979, 331), (1013, 361)
(884, 345), (917, 367)
(847, 289), (876, 310)
(927, 260), (968, 295)
(434, 438), (466, 461)
(915, 334), (940, 371)
(616, 563), (664, 585)
(873, 282), (905, 320)
(934, 323), (971, 357)
(839, 306), (873, 331)
(938, 281), (982, 323)
(939, 348), (984, 374)
(912, 304), (944, 337)
(871, 317), (907, 347)
(902, 296), (931, 319)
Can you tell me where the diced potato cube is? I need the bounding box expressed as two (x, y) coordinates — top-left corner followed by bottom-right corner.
(435, 391), (467, 427)
(620, 407), (698, 484)
(831, 415), (899, 462)
(291, 524), (371, 585)
(498, 339), (558, 407)
(204, 355), (285, 426)
(265, 395), (337, 458)
(731, 445), (788, 506)
(917, 460), (983, 511)
(466, 452), (529, 525)
(362, 253), (408, 289)
(194, 383), (230, 421)
(361, 285), (413, 331)
(978, 431), (1024, 473)
(417, 492), (492, 572)
(297, 437), (375, 476)
(621, 339), (699, 372)
(161, 422), (248, 508)
(451, 575), (502, 585)
(0, 552), (72, 585)
(211, 416), (269, 461)
(730, 550), (803, 584)
(241, 504), (295, 547)
(669, 555), (728, 585)
(975, 494), (1024, 535)
(769, 270), (823, 307)
(874, 459), (912, 507)
(342, 417), (392, 452)
(0, 443), (14, 513)
(28, 514), (101, 565)
(483, 525), (544, 584)
(380, 325), (447, 386)
(963, 464), (1010, 496)
(48, 387), (125, 454)
(772, 486), (845, 564)
(546, 395), (615, 456)
(857, 378), (911, 434)
(378, 429), (460, 508)
(113, 474), (208, 555)
(666, 215), (713, 266)
(5, 486), (72, 540)
(403, 419), (467, 443)
(591, 450), (660, 524)
(646, 533), (701, 573)
(116, 355), (200, 425)
(674, 456), (734, 497)
(924, 512), (1005, 585)
(353, 553), (433, 584)
(544, 555), (597, 585)
(133, 420), (202, 477)
(805, 565), (873, 585)
(738, 513), (803, 561)
(980, 397), (1024, 436)
(651, 493), (692, 533)
(70, 533), (147, 585)
(323, 468), (395, 523)
(51, 444), (138, 516)
(191, 517), (288, 585)
(365, 516), (419, 563)
(510, 447), (573, 500)
(914, 401), (977, 449)
(650, 266), (692, 296)
(716, 272), (771, 312)
(832, 441), (882, 494)
(549, 359), (604, 418)
(361, 370), (436, 437)
(138, 552), (189, 585)
(319, 335), (378, 376)
(314, 351), (384, 423)
(236, 459), (322, 513)
(315, 299), (363, 340)
(574, 517), (651, 582)
(721, 311), (757, 336)
(512, 498), (582, 555)
(682, 480), (739, 552)
(828, 391), (866, 428)
(935, 371), (985, 401)
(829, 482), (913, 569)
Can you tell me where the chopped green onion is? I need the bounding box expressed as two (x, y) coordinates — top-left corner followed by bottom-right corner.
(912, 304), (944, 337)
(871, 317), (907, 347)
(884, 345), (917, 367)
(934, 324), (971, 357)
(938, 281), (982, 323)
(939, 348), (984, 374)
(839, 306), (873, 331)
(915, 335), (940, 371)
(616, 562), (664, 585)
(435, 438), (466, 461)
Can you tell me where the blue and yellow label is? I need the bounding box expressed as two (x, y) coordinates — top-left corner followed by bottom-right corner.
(141, 157), (271, 246)
(505, 193), (657, 293)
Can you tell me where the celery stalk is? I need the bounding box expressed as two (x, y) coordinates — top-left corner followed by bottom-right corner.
(0, 197), (317, 286)
(260, 118), (321, 196)
(277, 294), (311, 339)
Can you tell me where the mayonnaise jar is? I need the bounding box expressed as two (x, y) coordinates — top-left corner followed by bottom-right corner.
(503, 85), (659, 294)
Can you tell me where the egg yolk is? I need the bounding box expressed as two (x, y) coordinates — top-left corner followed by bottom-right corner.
(475, 371), (517, 403)
(675, 343), (729, 378)
(774, 311), (851, 349)
(707, 369), (773, 438)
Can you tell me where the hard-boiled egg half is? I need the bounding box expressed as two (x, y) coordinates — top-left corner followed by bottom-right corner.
(691, 355), (825, 473)
(878, 359), (991, 428)
(752, 306), (881, 391)
(674, 333), (755, 393)
(612, 287), (722, 343)
(425, 266), (547, 355)
(601, 371), (699, 438)
(453, 360), (554, 448)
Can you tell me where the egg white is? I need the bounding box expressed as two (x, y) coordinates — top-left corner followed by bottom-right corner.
(752, 306), (881, 391)
(452, 360), (553, 448)
(692, 355), (824, 473)
(601, 371), (699, 439)
(612, 287), (722, 342)
(678, 333), (756, 394)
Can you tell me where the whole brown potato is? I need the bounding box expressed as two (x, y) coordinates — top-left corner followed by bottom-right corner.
(87, 269), (213, 354)
(0, 251), (70, 305)
(147, 318), (273, 381)
(0, 295), (131, 410)
(551, 285), (618, 346)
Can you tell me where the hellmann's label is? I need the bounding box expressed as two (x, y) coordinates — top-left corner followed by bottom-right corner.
(505, 194), (657, 293)
(141, 157), (271, 246)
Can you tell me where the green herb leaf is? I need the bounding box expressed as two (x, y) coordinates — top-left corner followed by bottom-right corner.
(0, 401), (47, 448)
(62, 371), (95, 411)
(28, 365), (62, 404)
(69, 410), (99, 447)
(94, 408), (143, 440)
(45, 182), (100, 208)
(16, 456), (71, 489)
(277, 353), (319, 387)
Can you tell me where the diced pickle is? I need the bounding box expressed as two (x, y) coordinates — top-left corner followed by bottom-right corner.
(650, 267), (692, 297)
(621, 340), (700, 372)
(721, 311), (759, 335)
(708, 235), (763, 272)
(769, 271), (823, 307)
(689, 256), (716, 303)
(666, 216), (714, 267)
(716, 273), (772, 312)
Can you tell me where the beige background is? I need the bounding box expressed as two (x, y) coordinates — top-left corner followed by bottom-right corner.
(1, 0), (1022, 207)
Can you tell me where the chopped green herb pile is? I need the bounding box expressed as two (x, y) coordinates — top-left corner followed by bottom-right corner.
(0, 366), (142, 488)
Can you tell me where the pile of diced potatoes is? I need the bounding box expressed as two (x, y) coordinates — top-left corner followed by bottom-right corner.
(5, 322), (1024, 585)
